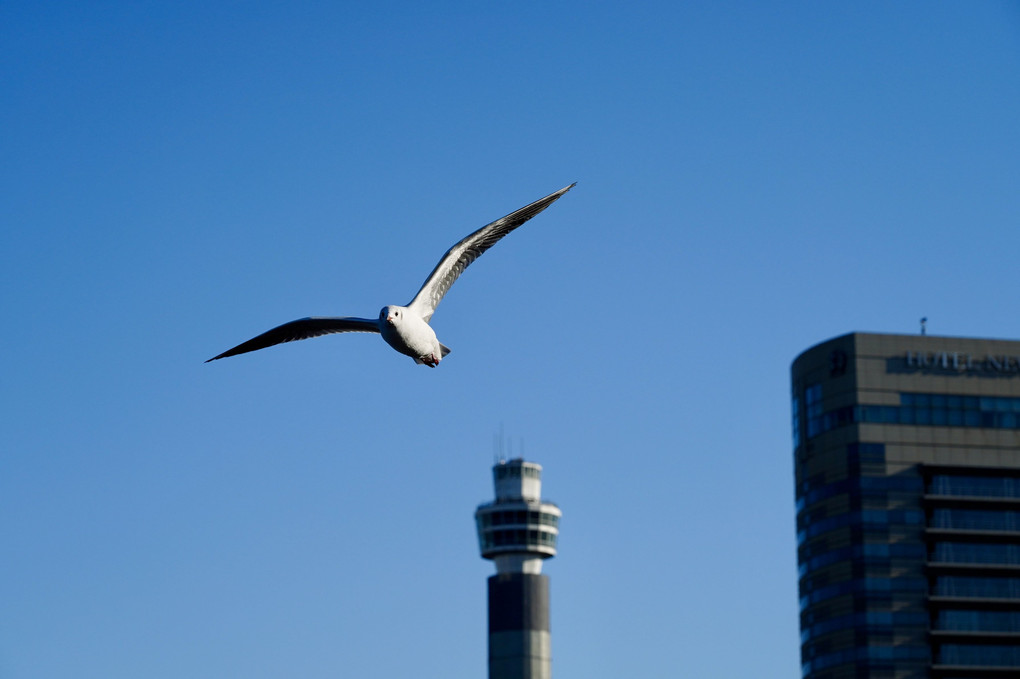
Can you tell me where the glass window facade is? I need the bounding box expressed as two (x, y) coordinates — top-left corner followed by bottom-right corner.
(796, 442), (932, 677)
(475, 505), (560, 554)
(930, 508), (1020, 532)
(804, 384), (822, 438)
(806, 391), (1020, 440)
(478, 528), (558, 550)
(477, 509), (559, 529)
(935, 609), (1020, 632)
(937, 644), (1020, 667)
(494, 464), (540, 479)
(799, 464), (1020, 674)
(925, 466), (1020, 668)
(931, 542), (1020, 565)
(929, 474), (1020, 498)
(934, 576), (1020, 599)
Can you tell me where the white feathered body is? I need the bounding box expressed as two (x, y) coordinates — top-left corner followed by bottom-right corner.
(380, 305), (449, 366)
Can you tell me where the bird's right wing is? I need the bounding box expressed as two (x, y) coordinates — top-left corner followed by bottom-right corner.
(407, 183), (575, 323)
(206, 316), (380, 362)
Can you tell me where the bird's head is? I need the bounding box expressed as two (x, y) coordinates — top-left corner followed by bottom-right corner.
(381, 306), (401, 326)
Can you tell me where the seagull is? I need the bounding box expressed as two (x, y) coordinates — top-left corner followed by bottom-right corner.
(207, 183), (575, 367)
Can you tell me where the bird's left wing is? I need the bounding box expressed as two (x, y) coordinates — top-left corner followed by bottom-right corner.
(407, 183), (575, 323)
(206, 316), (380, 362)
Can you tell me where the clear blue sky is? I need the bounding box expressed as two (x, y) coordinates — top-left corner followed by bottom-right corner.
(3, 2), (1019, 677)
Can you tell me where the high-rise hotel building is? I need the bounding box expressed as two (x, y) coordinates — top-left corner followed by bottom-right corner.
(792, 332), (1020, 679)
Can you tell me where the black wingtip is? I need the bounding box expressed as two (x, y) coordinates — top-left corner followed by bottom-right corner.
(205, 349), (235, 363)
(205, 348), (240, 363)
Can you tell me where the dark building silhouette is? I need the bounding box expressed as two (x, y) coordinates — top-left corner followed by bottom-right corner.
(792, 332), (1020, 678)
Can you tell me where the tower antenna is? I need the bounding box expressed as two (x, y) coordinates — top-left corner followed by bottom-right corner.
(494, 423), (507, 464)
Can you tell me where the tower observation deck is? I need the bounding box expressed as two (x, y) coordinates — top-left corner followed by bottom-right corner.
(475, 458), (561, 679)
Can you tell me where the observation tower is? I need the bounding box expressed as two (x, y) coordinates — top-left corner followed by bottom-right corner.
(475, 458), (561, 679)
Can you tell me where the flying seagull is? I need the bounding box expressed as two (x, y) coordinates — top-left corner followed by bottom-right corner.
(207, 183), (575, 367)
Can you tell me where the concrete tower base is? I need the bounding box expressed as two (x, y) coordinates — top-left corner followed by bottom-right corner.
(488, 573), (551, 679)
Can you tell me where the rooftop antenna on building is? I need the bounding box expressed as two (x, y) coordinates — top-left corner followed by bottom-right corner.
(921, 317), (928, 336)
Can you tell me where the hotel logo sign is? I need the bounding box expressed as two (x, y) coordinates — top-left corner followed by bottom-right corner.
(905, 351), (1020, 375)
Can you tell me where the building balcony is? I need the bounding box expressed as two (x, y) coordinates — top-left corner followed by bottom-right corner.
(924, 494), (1020, 509)
(925, 528), (1020, 543)
(928, 562), (1020, 577)
(931, 630), (1020, 642)
(931, 665), (1020, 678)
(929, 596), (1020, 611)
